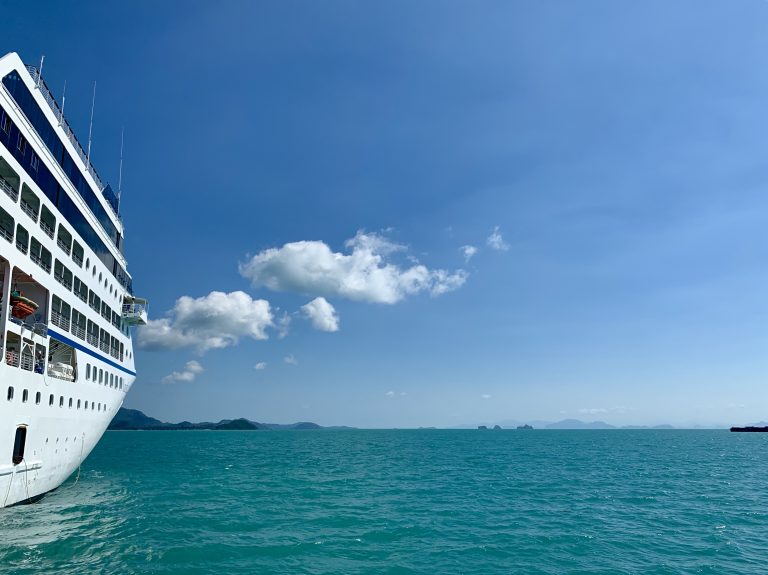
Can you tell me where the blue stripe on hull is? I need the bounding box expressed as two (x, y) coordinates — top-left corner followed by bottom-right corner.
(47, 328), (136, 376)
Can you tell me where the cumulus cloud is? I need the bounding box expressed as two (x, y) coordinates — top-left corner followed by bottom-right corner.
(301, 297), (339, 332)
(254, 362), (267, 370)
(284, 354), (298, 365)
(486, 226), (509, 251)
(162, 360), (204, 384)
(138, 291), (273, 353)
(460, 245), (478, 262)
(239, 231), (468, 304)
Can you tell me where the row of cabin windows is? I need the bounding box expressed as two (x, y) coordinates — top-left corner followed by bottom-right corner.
(6, 385), (107, 412)
(50, 295), (126, 361)
(84, 364), (124, 390)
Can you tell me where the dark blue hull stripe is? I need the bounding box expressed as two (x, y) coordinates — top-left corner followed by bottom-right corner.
(47, 328), (137, 377)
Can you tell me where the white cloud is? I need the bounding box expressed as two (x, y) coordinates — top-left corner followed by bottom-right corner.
(301, 297), (340, 332)
(385, 391), (395, 398)
(460, 245), (478, 262)
(138, 291), (273, 353)
(254, 362), (267, 370)
(578, 408), (608, 415)
(162, 360), (204, 384)
(275, 312), (291, 339)
(486, 226), (509, 251)
(239, 231), (468, 304)
(284, 354), (298, 365)
(481, 394), (491, 400)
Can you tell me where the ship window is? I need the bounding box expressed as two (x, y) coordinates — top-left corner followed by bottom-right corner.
(56, 225), (72, 255)
(1, 112), (10, 134)
(12, 426), (27, 465)
(86, 364), (91, 379)
(71, 309), (87, 340)
(16, 133), (27, 155)
(99, 369), (103, 384)
(0, 205), (13, 243)
(69, 397), (73, 408)
(72, 241), (84, 267)
(98, 272), (102, 282)
(54, 260), (73, 291)
(40, 207), (56, 241)
(6, 386), (13, 401)
(49, 394), (54, 406)
(35, 392), (41, 404)
(77, 399), (81, 409)
(20, 185), (40, 222)
(85, 401), (88, 409)
(22, 389), (28, 403)
(30, 153), (39, 172)
(89, 291), (101, 313)
(15, 224), (28, 254)
(29, 237), (52, 273)
(74, 277), (88, 302)
(85, 258), (89, 269)
(59, 396), (64, 407)
(92, 402), (95, 411)
(110, 373), (114, 388)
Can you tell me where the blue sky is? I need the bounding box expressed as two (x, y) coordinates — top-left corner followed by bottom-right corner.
(3, 0), (768, 427)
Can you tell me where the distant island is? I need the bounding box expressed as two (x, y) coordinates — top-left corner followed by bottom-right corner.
(461, 419), (681, 430)
(109, 408), (354, 431)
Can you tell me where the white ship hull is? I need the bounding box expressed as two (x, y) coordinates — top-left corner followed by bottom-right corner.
(0, 52), (142, 507)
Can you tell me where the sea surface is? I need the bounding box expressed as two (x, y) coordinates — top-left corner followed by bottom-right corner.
(1, 430), (767, 574)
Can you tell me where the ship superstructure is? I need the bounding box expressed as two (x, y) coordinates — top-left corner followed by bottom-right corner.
(0, 52), (146, 507)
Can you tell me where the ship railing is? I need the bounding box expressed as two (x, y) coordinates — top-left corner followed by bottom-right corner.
(99, 340), (110, 354)
(110, 346), (120, 359)
(72, 251), (83, 266)
(51, 310), (70, 332)
(40, 220), (54, 239)
(25, 65), (122, 224)
(0, 176), (18, 201)
(16, 238), (28, 254)
(75, 290), (87, 304)
(87, 333), (98, 347)
(57, 237), (71, 255)
(71, 323), (86, 340)
(0, 226), (12, 243)
(20, 200), (38, 222)
(30, 252), (51, 272)
(5, 350), (19, 367)
(20, 352), (33, 372)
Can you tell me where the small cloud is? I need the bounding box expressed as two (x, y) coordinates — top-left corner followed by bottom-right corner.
(284, 354), (298, 365)
(162, 360), (204, 384)
(254, 362), (267, 370)
(275, 312), (291, 339)
(486, 226), (509, 251)
(400, 392), (407, 397)
(578, 408), (608, 415)
(460, 245), (478, 263)
(300, 297), (340, 332)
(481, 394), (491, 400)
(385, 391), (395, 398)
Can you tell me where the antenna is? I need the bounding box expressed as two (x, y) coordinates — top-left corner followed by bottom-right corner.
(37, 55), (45, 88)
(118, 127), (124, 201)
(86, 81), (96, 164)
(59, 80), (66, 124)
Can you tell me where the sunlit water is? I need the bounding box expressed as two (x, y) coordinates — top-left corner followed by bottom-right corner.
(1, 430), (767, 574)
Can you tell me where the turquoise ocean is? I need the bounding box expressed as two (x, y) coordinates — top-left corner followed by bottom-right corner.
(1, 430), (767, 574)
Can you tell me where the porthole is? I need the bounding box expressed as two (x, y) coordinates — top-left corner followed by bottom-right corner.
(99, 369), (103, 384)
(92, 267), (96, 277)
(99, 272), (102, 282)
(77, 399), (81, 409)
(69, 398), (73, 408)
(7, 386), (13, 401)
(59, 396), (64, 407)
(35, 392), (41, 404)
(86, 364), (91, 379)
(85, 258), (90, 269)
(91, 402), (95, 411)
(49, 394), (54, 406)
(85, 401), (89, 409)
(22, 389), (28, 403)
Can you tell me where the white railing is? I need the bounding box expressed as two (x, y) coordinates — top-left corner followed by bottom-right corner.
(71, 323), (86, 340)
(99, 341), (109, 354)
(30, 252), (51, 272)
(0, 226), (12, 242)
(51, 310), (70, 331)
(0, 176), (17, 201)
(20, 353), (33, 371)
(57, 237), (71, 254)
(16, 238), (27, 254)
(72, 251), (83, 266)
(40, 220), (53, 238)
(87, 333), (98, 347)
(5, 350), (19, 367)
(20, 200), (38, 221)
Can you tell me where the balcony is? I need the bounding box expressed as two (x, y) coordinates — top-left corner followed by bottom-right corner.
(0, 176), (17, 201)
(122, 297), (148, 326)
(87, 333), (98, 347)
(51, 310), (70, 332)
(71, 323), (86, 340)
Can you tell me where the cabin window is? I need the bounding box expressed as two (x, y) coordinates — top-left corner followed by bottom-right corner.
(86, 364), (91, 379)
(68, 398), (73, 408)
(59, 396), (64, 407)
(20, 185), (40, 222)
(40, 205), (56, 239)
(77, 399), (81, 409)
(56, 225), (72, 255)
(6, 386), (13, 401)
(73, 277), (88, 303)
(99, 369), (103, 384)
(72, 241), (84, 267)
(49, 394), (54, 406)
(85, 401), (88, 409)
(35, 392), (41, 405)
(12, 426), (27, 465)
(22, 389), (28, 403)
(30, 236), (52, 273)
(0, 205), (13, 243)
(15, 224), (28, 254)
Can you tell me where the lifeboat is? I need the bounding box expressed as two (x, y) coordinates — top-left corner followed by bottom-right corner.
(10, 291), (39, 319)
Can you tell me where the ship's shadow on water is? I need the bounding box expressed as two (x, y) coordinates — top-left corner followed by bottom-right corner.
(2, 430), (768, 575)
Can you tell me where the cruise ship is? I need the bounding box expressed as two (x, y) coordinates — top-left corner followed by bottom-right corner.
(0, 52), (146, 507)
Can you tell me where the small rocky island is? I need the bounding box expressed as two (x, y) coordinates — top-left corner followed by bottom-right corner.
(517, 424), (534, 430)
